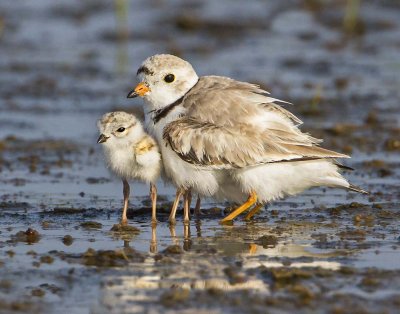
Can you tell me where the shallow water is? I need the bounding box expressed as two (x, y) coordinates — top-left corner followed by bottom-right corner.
(1, 0), (400, 313)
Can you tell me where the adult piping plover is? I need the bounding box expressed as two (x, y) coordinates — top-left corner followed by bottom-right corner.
(127, 54), (367, 223)
(97, 111), (161, 225)
(128, 56), (237, 222)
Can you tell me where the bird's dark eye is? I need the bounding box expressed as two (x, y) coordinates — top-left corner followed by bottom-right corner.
(164, 74), (175, 83)
(117, 127), (125, 132)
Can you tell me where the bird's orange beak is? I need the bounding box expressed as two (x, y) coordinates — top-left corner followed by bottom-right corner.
(127, 82), (150, 98)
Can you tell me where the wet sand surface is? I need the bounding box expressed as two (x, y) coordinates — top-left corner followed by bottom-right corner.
(0, 1), (399, 313)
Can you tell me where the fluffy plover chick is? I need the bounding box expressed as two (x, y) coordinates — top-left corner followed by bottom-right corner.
(97, 111), (161, 225)
(127, 54), (368, 224)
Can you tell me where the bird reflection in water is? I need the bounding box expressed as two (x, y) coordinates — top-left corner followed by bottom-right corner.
(146, 221), (193, 254)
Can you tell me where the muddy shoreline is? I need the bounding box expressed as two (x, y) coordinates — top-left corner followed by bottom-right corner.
(1, 1), (399, 313)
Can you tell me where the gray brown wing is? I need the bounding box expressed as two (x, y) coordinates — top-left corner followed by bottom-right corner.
(163, 117), (348, 169)
(182, 76), (301, 127)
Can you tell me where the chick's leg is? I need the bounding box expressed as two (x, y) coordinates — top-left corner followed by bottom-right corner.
(121, 179), (130, 225)
(150, 183), (157, 225)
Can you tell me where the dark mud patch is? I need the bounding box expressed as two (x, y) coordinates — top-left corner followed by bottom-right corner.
(62, 235), (74, 246)
(110, 223), (140, 241)
(52, 207), (87, 215)
(62, 247), (147, 267)
(0, 201), (32, 211)
(337, 229), (367, 241)
(10, 228), (41, 244)
(86, 177), (112, 184)
(162, 245), (184, 255)
(159, 287), (190, 307)
(0, 300), (40, 313)
(256, 235), (278, 248)
(80, 221), (102, 230)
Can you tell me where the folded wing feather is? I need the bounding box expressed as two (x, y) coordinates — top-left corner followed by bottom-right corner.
(163, 76), (349, 168)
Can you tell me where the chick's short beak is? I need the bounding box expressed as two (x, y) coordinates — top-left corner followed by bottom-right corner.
(97, 134), (109, 144)
(127, 82), (150, 98)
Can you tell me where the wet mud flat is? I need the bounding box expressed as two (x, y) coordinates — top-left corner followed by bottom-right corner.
(1, 0), (400, 313)
(1, 197), (400, 314)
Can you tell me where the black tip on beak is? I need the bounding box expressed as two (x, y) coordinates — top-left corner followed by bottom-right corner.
(127, 90), (138, 98)
(97, 134), (109, 144)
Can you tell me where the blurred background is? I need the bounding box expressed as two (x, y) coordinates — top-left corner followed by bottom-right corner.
(1, 0), (399, 201)
(1, 0), (399, 203)
(0, 1), (399, 313)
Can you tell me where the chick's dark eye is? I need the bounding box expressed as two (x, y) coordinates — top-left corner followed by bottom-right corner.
(164, 74), (175, 83)
(117, 127), (125, 132)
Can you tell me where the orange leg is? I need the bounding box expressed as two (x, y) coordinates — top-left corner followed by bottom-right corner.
(220, 191), (257, 224)
(249, 243), (258, 254)
(244, 203), (263, 221)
